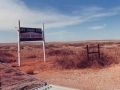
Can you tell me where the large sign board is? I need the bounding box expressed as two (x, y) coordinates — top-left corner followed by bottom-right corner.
(20, 27), (43, 41)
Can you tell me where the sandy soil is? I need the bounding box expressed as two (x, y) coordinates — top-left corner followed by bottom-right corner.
(15, 60), (120, 90)
(30, 63), (120, 90)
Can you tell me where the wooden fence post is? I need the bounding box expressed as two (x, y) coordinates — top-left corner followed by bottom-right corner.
(0, 69), (1, 88)
(87, 45), (89, 60)
(98, 44), (100, 58)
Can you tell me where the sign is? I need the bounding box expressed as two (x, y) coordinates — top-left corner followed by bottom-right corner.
(20, 27), (43, 41)
(17, 20), (46, 67)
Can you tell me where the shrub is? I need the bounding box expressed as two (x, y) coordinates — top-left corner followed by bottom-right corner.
(54, 49), (85, 69)
(27, 55), (36, 58)
(25, 68), (34, 75)
(0, 51), (16, 63)
(54, 48), (119, 69)
(0, 59), (16, 63)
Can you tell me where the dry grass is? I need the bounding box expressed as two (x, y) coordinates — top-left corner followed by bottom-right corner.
(4, 69), (13, 73)
(0, 50), (16, 63)
(27, 54), (37, 58)
(1, 41), (120, 89)
(46, 42), (120, 69)
(0, 41), (120, 69)
(52, 48), (119, 69)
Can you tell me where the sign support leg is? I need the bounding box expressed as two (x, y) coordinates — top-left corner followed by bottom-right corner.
(18, 20), (21, 66)
(42, 23), (46, 62)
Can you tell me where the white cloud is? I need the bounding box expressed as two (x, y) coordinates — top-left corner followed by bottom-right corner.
(73, 6), (120, 23)
(46, 31), (74, 36)
(89, 24), (106, 30)
(0, 0), (84, 30)
(0, 0), (120, 31)
(46, 31), (77, 42)
(81, 6), (104, 15)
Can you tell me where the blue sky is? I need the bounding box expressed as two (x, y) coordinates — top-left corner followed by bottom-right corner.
(0, 0), (120, 43)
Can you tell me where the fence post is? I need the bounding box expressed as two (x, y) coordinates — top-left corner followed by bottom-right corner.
(87, 45), (89, 60)
(98, 44), (100, 58)
(0, 68), (1, 88)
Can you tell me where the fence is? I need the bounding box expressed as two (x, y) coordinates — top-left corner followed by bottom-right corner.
(86, 44), (100, 60)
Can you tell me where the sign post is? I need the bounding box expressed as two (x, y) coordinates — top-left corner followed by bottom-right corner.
(42, 23), (46, 62)
(18, 20), (21, 66)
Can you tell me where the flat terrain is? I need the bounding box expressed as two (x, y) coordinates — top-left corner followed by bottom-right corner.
(1, 40), (120, 90)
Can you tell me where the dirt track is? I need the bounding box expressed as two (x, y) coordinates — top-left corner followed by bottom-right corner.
(34, 64), (120, 90)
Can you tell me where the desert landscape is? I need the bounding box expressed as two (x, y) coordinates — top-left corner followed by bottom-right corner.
(1, 40), (120, 90)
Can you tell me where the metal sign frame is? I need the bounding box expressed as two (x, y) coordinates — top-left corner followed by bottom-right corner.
(17, 20), (46, 66)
